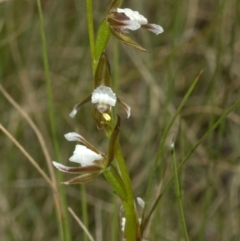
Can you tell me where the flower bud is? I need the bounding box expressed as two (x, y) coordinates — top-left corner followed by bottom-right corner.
(94, 52), (111, 87)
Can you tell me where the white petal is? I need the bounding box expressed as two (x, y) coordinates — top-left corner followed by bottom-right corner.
(136, 197), (145, 208)
(125, 104), (131, 118)
(52, 161), (71, 173)
(69, 145), (103, 166)
(120, 20), (141, 31)
(69, 108), (77, 118)
(121, 217), (126, 232)
(117, 98), (131, 118)
(117, 8), (148, 25)
(143, 23), (164, 35)
(64, 132), (82, 142)
(91, 86), (117, 112)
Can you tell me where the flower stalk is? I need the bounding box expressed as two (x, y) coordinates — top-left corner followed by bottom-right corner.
(53, 0), (164, 240)
(85, 0), (95, 74)
(114, 141), (141, 240)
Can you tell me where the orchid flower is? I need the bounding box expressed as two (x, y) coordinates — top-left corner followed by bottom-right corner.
(69, 85), (130, 118)
(109, 8), (163, 35)
(52, 132), (105, 184)
(69, 53), (131, 129)
(52, 116), (121, 184)
(107, 8), (163, 51)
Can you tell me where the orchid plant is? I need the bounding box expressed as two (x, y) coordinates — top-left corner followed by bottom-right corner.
(52, 0), (163, 240)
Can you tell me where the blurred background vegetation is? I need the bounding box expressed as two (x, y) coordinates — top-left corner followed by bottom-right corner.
(1, 0), (240, 240)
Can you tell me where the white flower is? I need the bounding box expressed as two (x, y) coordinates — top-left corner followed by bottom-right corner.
(52, 132), (104, 174)
(52, 126), (122, 184)
(69, 144), (103, 167)
(69, 85), (117, 118)
(109, 8), (164, 35)
(91, 85), (117, 113)
(69, 85), (130, 120)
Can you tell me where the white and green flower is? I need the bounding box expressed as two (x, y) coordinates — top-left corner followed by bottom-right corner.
(69, 85), (131, 119)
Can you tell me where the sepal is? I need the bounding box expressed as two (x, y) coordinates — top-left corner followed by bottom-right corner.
(65, 132), (105, 155)
(117, 98), (131, 118)
(110, 28), (148, 52)
(52, 161), (102, 174)
(69, 95), (91, 118)
(62, 172), (101, 185)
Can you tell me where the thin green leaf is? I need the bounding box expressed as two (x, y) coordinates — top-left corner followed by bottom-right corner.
(94, 20), (111, 71)
(142, 71), (202, 233)
(106, 115), (121, 167)
(144, 85), (240, 233)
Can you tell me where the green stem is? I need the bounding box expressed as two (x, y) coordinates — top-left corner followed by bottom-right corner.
(85, 0), (95, 74)
(103, 166), (127, 200)
(112, 39), (119, 118)
(111, 195), (119, 240)
(115, 142), (140, 241)
(171, 144), (189, 241)
(86, 1), (138, 239)
(105, 126), (139, 241)
(36, 0), (71, 240)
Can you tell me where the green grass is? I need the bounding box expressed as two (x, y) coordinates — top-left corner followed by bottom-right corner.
(1, 0), (240, 240)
